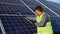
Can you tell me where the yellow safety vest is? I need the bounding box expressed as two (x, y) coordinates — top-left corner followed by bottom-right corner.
(36, 12), (53, 34)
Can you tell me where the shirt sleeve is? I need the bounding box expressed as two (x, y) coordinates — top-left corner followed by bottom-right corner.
(35, 13), (49, 27)
(26, 16), (36, 22)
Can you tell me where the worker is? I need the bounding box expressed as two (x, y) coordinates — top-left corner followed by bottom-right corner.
(26, 6), (53, 34)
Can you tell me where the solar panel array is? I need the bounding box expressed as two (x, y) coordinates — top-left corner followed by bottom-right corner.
(39, 0), (60, 15)
(0, 16), (36, 34)
(0, 0), (60, 34)
(0, 0), (36, 34)
(0, 4), (34, 15)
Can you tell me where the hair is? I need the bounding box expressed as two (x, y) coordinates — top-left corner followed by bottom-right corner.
(34, 6), (43, 12)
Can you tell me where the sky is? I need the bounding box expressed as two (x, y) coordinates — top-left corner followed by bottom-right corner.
(46, 0), (60, 3)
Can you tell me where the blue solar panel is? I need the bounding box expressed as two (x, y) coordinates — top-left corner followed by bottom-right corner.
(0, 4), (34, 15)
(23, 0), (40, 6)
(39, 0), (60, 15)
(0, 16), (36, 34)
(51, 17), (60, 31)
(0, 0), (60, 33)
(0, 0), (23, 4)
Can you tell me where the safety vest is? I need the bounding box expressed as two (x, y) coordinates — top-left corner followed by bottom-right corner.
(36, 12), (53, 34)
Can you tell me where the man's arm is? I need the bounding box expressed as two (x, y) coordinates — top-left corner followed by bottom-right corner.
(26, 16), (36, 22)
(35, 13), (49, 27)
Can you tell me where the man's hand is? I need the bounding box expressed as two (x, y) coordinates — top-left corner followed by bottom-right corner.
(23, 16), (26, 18)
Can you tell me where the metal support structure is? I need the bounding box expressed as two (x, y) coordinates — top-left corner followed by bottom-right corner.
(0, 20), (6, 34)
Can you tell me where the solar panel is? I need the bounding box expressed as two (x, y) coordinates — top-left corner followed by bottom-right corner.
(0, 0), (36, 34)
(39, 0), (60, 15)
(0, 0), (23, 4)
(0, 16), (36, 34)
(23, 0), (40, 6)
(0, 0), (60, 34)
(51, 17), (60, 31)
(0, 4), (34, 15)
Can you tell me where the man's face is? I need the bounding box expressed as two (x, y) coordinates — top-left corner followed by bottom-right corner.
(35, 10), (42, 16)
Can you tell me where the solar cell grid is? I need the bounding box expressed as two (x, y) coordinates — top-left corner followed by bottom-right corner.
(0, 0), (23, 4)
(0, 0), (60, 34)
(0, 16), (36, 34)
(0, 4), (34, 15)
(38, 0), (60, 15)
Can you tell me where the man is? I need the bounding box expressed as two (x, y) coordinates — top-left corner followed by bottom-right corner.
(26, 6), (53, 34)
